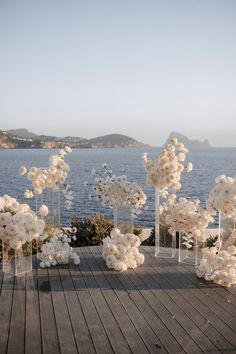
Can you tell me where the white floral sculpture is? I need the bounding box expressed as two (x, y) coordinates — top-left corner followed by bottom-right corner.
(0, 194), (47, 248)
(142, 138), (192, 197)
(141, 137), (192, 256)
(102, 228), (151, 271)
(196, 176), (236, 287)
(164, 196), (214, 247)
(196, 230), (236, 287)
(38, 228), (80, 268)
(90, 163), (147, 216)
(19, 146), (73, 204)
(206, 175), (236, 218)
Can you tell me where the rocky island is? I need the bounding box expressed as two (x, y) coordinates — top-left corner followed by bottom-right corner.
(164, 132), (211, 149)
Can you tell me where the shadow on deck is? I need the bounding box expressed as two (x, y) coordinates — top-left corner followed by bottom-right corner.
(0, 246), (236, 353)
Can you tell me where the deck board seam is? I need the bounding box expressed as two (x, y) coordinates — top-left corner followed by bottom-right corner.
(143, 247), (236, 350)
(89, 246), (169, 353)
(142, 249), (234, 352)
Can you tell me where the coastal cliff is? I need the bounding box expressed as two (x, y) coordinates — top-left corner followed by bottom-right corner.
(0, 130), (145, 149)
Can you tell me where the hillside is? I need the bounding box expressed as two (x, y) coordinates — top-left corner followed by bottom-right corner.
(164, 132), (211, 148)
(0, 129), (145, 149)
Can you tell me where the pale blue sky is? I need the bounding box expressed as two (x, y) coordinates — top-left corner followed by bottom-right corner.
(0, 0), (236, 146)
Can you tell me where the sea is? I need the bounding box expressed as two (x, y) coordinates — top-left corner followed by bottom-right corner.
(0, 147), (236, 228)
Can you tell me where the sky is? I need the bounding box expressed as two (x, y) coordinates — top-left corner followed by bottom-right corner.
(0, 0), (236, 146)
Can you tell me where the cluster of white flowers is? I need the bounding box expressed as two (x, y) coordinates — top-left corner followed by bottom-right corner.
(196, 229), (236, 287)
(91, 164), (147, 215)
(102, 228), (151, 271)
(164, 196), (213, 245)
(142, 138), (192, 195)
(19, 146), (72, 197)
(206, 175), (236, 218)
(38, 228), (80, 267)
(62, 184), (74, 210)
(0, 194), (47, 249)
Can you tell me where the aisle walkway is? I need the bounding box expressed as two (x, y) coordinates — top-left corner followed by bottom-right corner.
(0, 246), (236, 353)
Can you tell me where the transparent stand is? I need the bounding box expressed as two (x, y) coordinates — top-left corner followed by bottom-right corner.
(155, 187), (176, 258)
(178, 232), (202, 267)
(2, 241), (32, 276)
(38, 189), (61, 227)
(113, 206), (133, 234)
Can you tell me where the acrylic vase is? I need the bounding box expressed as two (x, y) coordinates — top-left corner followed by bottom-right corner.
(2, 241), (32, 276)
(178, 232), (201, 267)
(155, 187), (176, 258)
(36, 188), (61, 228)
(113, 205), (133, 234)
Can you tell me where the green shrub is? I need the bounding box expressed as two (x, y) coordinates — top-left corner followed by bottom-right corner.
(205, 235), (218, 248)
(68, 213), (114, 246)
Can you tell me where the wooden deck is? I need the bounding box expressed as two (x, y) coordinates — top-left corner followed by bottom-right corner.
(0, 246), (236, 354)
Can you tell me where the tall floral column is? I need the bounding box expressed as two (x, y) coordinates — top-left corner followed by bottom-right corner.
(90, 163), (147, 234)
(0, 195), (46, 276)
(206, 175), (236, 249)
(142, 137), (193, 257)
(19, 146), (73, 229)
(165, 197), (213, 266)
(196, 175), (236, 287)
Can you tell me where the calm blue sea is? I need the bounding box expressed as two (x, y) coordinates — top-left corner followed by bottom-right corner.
(0, 147), (236, 227)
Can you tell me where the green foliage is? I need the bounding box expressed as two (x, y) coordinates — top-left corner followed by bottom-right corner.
(68, 213), (114, 246)
(205, 235), (218, 248)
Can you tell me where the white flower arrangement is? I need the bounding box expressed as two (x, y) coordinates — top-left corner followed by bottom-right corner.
(19, 146), (72, 196)
(90, 164), (147, 215)
(62, 184), (74, 210)
(164, 196), (214, 247)
(0, 194), (46, 249)
(196, 229), (236, 287)
(142, 138), (192, 196)
(38, 228), (80, 267)
(206, 175), (236, 218)
(102, 228), (151, 271)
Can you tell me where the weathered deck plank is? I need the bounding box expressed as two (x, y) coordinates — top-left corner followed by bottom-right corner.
(89, 246), (187, 354)
(144, 247), (236, 352)
(0, 246), (236, 354)
(0, 275), (14, 353)
(80, 248), (149, 353)
(37, 267), (60, 354)
(7, 276), (26, 354)
(58, 266), (96, 354)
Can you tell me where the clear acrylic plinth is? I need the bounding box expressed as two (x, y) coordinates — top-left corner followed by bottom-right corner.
(155, 187), (176, 258)
(2, 241), (32, 276)
(178, 232), (202, 267)
(113, 205), (133, 234)
(36, 189), (61, 228)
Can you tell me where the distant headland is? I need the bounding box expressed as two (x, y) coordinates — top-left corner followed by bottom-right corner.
(0, 129), (212, 149)
(0, 129), (146, 149)
(164, 132), (211, 149)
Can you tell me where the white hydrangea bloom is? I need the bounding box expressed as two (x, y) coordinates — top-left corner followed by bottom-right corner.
(164, 197), (213, 246)
(0, 195), (46, 248)
(102, 228), (150, 272)
(206, 175), (236, 218)
(196, 230), (236, 287)
(38, 229), (80, 268)
(91, 164), (147, 215)
(141, 138), (192, 196)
